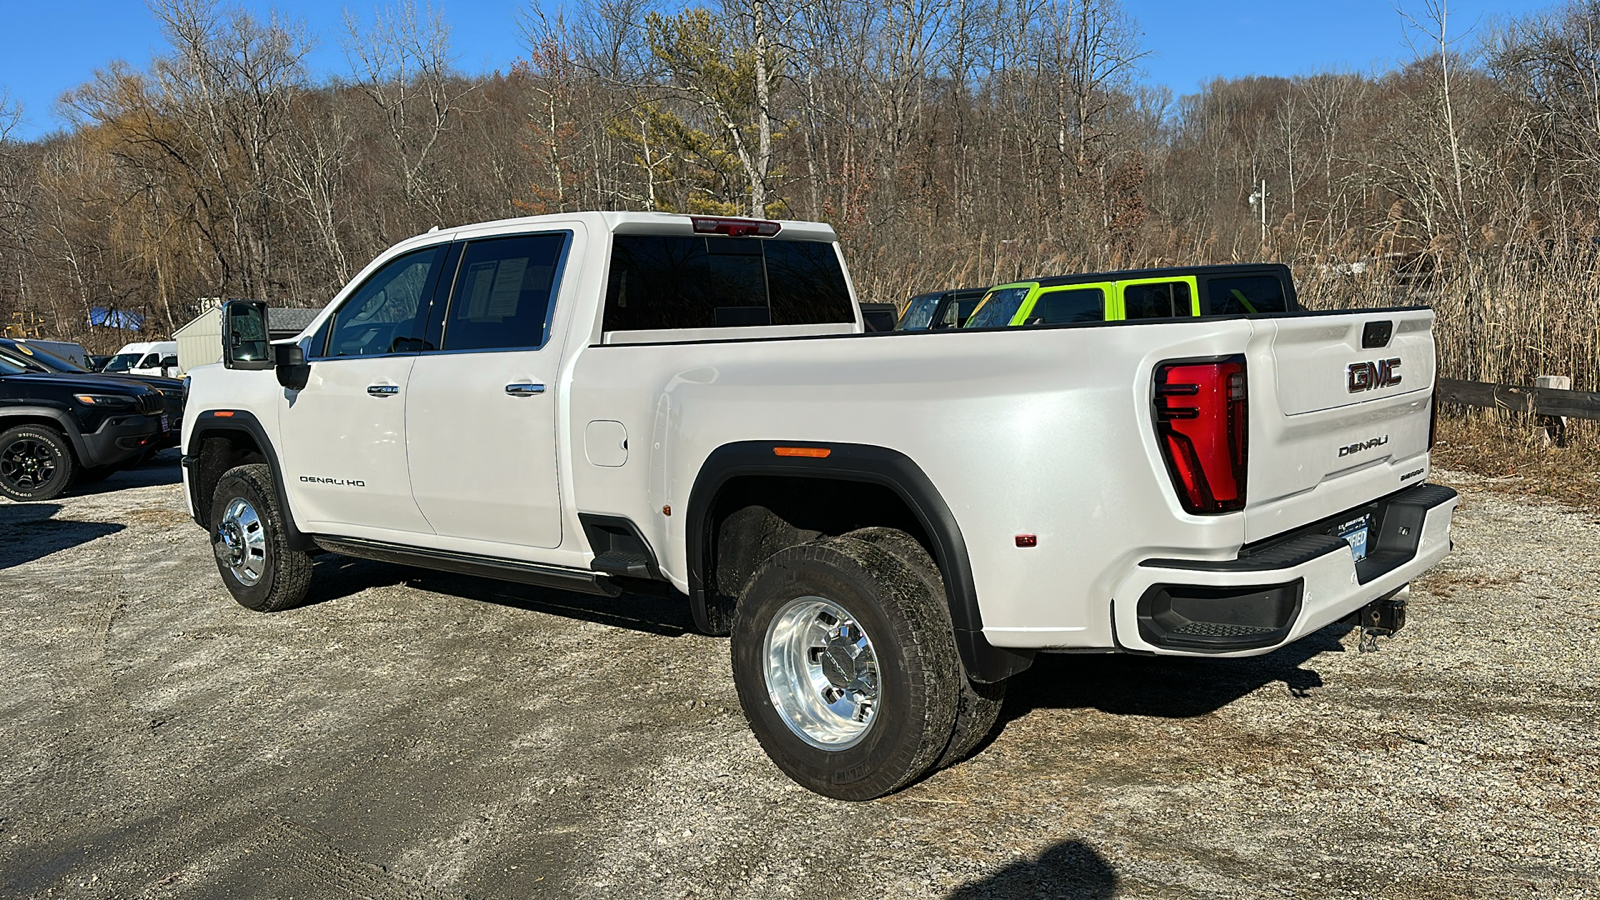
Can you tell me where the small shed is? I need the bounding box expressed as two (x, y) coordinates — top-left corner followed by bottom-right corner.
(174, 305), (323, 374)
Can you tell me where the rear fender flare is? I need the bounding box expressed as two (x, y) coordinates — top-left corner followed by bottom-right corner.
(685, 440), (1034, 683)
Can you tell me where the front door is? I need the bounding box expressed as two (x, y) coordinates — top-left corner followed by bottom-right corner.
(278, 244), (448, 534)
(405, 231), (573, 549)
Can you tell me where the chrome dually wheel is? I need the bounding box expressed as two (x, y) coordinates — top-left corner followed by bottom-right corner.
(208, 464), (313, 612)
(765, 596), (881, 749)
(215, 495), (267, 586)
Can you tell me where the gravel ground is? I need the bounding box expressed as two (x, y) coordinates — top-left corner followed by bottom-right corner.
(1, 456), (1595, 899)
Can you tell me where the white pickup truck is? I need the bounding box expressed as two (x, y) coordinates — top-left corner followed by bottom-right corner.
(182, 212), (1457, 799)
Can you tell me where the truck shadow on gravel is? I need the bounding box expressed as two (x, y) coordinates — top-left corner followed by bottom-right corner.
(0, 502), (124, 569)
(1000, 621), (1354, 725)
(947, 839), (1118, 899)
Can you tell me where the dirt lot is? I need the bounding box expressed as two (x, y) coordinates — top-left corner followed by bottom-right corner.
(1, 455), (1596, 899)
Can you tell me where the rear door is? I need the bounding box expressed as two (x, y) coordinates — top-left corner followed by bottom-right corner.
(404, 229), (575, 549)
(1245, 309), (1437, 541)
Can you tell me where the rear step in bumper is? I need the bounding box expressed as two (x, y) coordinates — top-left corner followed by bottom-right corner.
(1115, 483), (1458, 656)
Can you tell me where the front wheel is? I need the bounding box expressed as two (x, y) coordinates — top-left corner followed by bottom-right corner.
(209, 463), (313, 612)
(0, 425), (76, 502)
(731, 537), (960, 800)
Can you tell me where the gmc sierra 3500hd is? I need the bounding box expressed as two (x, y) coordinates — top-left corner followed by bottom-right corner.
(182, 212), (1457, 800)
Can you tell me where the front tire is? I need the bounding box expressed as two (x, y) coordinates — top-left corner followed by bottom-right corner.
(731, 537), (960, 800)
(209, 463), (313, 612)
(0, 425), (76, 502)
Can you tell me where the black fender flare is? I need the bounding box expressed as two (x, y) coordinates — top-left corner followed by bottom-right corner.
(685, 440), (1034, 683)
(0, 405), (93, 464)
(186, 409), (313, 551)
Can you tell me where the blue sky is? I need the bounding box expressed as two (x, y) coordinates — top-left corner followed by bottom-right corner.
(0, 0), (1561, 141)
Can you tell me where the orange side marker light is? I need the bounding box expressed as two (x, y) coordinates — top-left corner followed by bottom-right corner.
(773, 446), (831, 458)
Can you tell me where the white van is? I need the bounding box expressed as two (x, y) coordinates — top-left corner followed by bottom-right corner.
(104, 341), (180, 377)
(15, 339), (90, 369)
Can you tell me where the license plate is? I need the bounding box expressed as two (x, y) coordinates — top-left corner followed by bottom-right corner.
(1338, 517), (1370, 562)
(161, 414), (170, 432)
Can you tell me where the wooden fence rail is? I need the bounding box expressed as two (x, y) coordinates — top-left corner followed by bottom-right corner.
(1437, 378), (1600, 420)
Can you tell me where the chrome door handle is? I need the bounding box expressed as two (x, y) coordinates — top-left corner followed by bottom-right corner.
(367, 384), (399, 397)
(505, 383), (546, 396)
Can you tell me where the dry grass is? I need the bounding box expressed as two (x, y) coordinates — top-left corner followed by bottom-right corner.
(1431, 411), (1600, 512)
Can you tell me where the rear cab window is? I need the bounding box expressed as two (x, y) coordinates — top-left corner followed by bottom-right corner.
(603, 235), (854, 338)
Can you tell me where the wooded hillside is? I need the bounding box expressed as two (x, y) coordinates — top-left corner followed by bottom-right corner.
(1, 0), (1597, 389)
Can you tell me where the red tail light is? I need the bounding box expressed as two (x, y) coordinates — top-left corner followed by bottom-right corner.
(1153, 357), (1248, 514)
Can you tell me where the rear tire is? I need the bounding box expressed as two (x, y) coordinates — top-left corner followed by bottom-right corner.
(209, 463), (313, 612)
(731, 536), (959, 800)
(845, 526), (1007, 769)
(0, 425), (76, 502)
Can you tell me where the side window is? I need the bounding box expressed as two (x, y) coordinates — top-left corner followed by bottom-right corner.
(440, 234), (568, 352)
(1206, 275), (1287, 315)
(1122, 281), (1191, 320)
(1032, 288), (1104, 324)
(140, 353), (161, 368)
(324, 246), (445, 357)
(603, 236), (853, 331)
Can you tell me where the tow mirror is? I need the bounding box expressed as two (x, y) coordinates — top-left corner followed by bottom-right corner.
(222, 301), (272, 370)
(275, 343), (310, 391)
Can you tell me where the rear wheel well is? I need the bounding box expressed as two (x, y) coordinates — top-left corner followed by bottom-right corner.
(702, 475), (936, 632)
(192, 431), (268, 528)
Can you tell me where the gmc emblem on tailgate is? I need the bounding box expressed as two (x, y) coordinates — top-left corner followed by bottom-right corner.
(1348, 358), (1402, 392)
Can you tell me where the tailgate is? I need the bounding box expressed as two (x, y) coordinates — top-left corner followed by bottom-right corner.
(1245, 309), (1437, 542)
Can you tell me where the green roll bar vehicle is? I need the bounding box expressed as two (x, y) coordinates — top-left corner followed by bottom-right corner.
(964, 264), (1300, 328)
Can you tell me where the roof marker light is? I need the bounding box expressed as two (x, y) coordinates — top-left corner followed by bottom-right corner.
(1015, 534), (1038, 548)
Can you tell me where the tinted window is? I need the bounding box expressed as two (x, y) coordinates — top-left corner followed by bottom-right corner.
(861, 307), (898, 332)
(103, 354), (139, 372)
(966, 287), (1031, 328)
(1123, 281), (1191, 320)
(440, 234), (567, 352)
(140, 354), (161, 368)
(765, 239), (854, 326)
(603, 236), (852, 331)
(1206, 275), (1288, 315)
(325, 246), (445, 357)
(1032, 288), (1104, 324)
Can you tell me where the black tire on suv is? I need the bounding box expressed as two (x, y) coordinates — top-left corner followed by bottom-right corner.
(209, 463), (314, 612)
(0, 425), (77, 502)
(731, 536), (960, 800)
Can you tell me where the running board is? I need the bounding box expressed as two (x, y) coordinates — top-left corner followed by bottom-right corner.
(314, 536), (622, 598)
